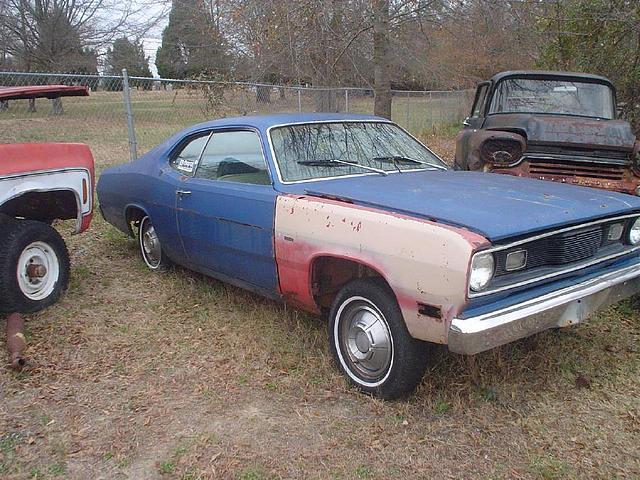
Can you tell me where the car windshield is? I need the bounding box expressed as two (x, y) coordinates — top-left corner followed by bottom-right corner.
(269, 121), (446, 182)
(489, 78), (615, 119)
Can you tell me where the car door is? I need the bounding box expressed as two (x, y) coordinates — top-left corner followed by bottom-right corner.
(148, 131), (211, 266)
(455, 81), (491, 170)
(175, 128), (279, 293)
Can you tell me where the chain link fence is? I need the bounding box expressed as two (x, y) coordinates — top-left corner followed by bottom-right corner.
(0, 71), (472, 165)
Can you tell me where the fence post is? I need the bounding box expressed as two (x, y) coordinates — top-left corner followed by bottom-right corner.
(405, 91), (410, 129)
(429, 91), (434, 130)
(122, 68), (138, 162)
(345, 89), (349, 113)
(297, 89), (302, 113)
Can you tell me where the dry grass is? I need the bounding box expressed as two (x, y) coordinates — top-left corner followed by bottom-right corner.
(1, 110), (639, 479)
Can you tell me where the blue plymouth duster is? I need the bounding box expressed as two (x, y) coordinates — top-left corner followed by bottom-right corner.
(98, 113), (640, 398)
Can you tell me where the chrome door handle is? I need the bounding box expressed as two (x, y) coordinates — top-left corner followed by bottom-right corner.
(176, 190), (192, 196)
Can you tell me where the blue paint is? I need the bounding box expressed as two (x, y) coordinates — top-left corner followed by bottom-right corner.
(175, 178), (277, 289)
(97, 114), (380, 295)
(283, 170), (640, 241)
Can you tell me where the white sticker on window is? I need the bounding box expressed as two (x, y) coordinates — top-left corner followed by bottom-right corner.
(176, 157), (196, 172)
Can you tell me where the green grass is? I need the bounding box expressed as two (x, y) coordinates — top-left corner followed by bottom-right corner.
(159, 459), (176, 475)
(237, 466), (267, 480)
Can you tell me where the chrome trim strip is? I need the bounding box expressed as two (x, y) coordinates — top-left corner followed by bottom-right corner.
(524, 153), (628, 165)
(468, 212), (640, 298)
(494, 153), (629, 169)
(265, 120), (446, 185)
(450, 262), (640, 354)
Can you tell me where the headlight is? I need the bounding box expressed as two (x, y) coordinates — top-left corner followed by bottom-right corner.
(480, 139), (523, 165)
(469, 252), (495, 292)
(628, 217), (640, 245)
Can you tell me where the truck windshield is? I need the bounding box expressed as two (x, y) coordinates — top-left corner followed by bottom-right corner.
(489, 78), (615, 119)
(270, 121), (446, 183)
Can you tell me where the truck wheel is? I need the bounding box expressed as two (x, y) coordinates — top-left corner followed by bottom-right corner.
(0, 220), (70, 313)
(138, 216), (170, 270)
(328, 278), (429, 399)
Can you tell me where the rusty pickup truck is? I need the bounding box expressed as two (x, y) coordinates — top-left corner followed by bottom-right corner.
(454, 71), (640, 195)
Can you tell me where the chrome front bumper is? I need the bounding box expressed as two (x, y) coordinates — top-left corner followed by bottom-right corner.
(448, 263), (640, 355)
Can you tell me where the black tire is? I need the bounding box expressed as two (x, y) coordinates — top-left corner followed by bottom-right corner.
(328, 278), (429, 399)
(0, 220), (70, 314)
(138, 216), (170, 270)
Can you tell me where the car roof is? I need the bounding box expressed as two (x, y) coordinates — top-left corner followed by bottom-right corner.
(184, 112), (388, 132)
(489, 70), (615, 89)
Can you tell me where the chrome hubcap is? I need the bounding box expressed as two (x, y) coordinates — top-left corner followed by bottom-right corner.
(16, 241), (60, 300)
(141, 219), (161, 268)
(338, 298), (393, 382)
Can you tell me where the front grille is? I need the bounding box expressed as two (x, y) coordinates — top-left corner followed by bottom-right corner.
(495, 225), (612, 276)
(527, 145), (631, 161)
(528, 161), (625, 181)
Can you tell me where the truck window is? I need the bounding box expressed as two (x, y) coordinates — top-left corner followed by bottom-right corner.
(471, 83), (490, 118)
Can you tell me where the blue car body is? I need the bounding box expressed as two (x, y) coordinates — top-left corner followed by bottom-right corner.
(98, 113), (640, 355)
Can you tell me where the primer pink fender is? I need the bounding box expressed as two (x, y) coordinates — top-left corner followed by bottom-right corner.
(274, 195), (489, 344)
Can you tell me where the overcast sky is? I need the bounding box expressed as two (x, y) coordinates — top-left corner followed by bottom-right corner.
(138, 2), (170, 76)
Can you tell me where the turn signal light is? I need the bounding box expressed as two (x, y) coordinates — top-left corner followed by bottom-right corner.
(82, 178), (88, 204)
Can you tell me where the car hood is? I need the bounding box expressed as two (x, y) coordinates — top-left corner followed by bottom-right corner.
(483, 114), (637, 150)
(281, 171), (640, 241)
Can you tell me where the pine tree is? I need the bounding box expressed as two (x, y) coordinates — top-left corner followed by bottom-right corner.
(105, 37), (152, 90)
(155, 0), (229, 79)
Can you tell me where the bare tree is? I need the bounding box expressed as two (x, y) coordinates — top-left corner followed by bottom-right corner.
(373, 0), (391, 118)
(0, 0), (164, 71)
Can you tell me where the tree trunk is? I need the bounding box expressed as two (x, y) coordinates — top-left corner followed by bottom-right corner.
(315, 89), (337, 112)
(373, 0), (391, 119)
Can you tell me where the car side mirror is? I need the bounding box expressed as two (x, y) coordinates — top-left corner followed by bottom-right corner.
(463, 117), (471, 127)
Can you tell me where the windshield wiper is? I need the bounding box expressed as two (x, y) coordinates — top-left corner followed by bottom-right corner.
(297, 159), (388, 176)
(373, 155), (448, 171)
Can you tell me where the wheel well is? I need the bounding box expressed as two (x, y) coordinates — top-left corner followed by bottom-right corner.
(311, 256), (393, 312)
(125, 206), (146, 236)
(0, 190), (77, 224)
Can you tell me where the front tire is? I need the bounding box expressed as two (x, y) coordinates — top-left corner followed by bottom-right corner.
(0, 220), (70, 313)
(138, 216), (170, 270)
(328, 279), (429, 399)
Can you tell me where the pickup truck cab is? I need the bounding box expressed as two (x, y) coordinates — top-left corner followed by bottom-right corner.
(0, 143), (94, 313)
(455, 71), (640, 195)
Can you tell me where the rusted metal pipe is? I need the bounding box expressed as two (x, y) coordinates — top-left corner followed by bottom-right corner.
(6, 313), (26, 370)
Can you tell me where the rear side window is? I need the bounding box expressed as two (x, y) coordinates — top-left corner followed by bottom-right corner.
(471, 83), (490, 118)
(195, 130), (270, 185)
(170, 133), (210, 174)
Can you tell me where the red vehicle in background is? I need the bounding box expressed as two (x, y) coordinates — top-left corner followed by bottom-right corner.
(0, 85), (94, 314)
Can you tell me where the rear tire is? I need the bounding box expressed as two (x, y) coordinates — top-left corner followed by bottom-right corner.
(0, 220), (70, 313)
(138, 216), (170, 270)
(328, 278), (429, 399)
